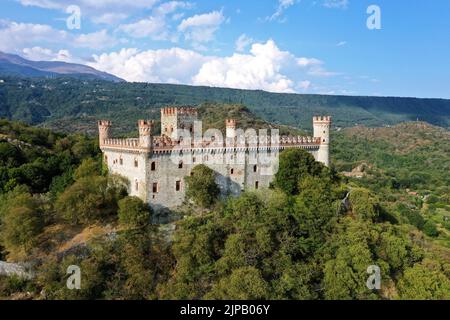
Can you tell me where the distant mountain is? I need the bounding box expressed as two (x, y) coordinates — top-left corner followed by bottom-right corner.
(0, 76), (449, 134)
(0, 51), (124, 82)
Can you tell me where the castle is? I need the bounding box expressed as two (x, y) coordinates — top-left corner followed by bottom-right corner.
(98, 107), (331, 210)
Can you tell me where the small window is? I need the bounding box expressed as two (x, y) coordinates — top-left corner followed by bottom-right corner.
(151, 162), (156, 171)
(104, 155), (108, 162)
(119, 158), (123, 165)
(135, 180), (139, 191)
(255, 181), (259, 189)
(323, 130), (326, 134)
(253, 165), (257, 173)
(178, 161), (183, 169)
(175, 180), (181, 191)
(134, 159), (138, 168)
(230, 168), (234, 175)
(152, 183), (158, 193)
(193, 157), (196, 163)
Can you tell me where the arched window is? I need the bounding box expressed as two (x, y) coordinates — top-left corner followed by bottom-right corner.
(253, 165), (257, 173)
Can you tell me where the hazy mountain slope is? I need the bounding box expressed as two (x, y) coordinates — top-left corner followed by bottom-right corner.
(0, 52), (123, 82)
(0, 77), (449, 134)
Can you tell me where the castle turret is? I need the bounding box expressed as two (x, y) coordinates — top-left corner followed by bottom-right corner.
(313, 116), (331, 167)
(226, 119), (237, 139)
(98, 120), (112, 146)
(138, 120), (154, 151)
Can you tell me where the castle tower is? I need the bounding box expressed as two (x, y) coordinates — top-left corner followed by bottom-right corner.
(138, 120), (154, 151)
(161, 107), (198, 139)
(98, 120), (112, 146)
(226, 119), (237, 139)
(313, 116), (332, 167)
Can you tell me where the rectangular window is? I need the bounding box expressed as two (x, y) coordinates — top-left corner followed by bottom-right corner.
(151, 162), (156, 171)
(119, 158), (123, 165)
(176, 180), (181, 191)
(255, 181), (259, 189)
(253, 165), (257, 172)
(152, 183), (158, 193)
(178, 161), (183, 169)
(134, 159), (138, 168)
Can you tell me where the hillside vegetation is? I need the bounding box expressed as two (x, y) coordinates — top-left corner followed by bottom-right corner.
(1, 77), (449, 135)
(0, 105), (449, 300)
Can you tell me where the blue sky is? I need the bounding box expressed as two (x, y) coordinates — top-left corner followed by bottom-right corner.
(1, 0), (449, 98)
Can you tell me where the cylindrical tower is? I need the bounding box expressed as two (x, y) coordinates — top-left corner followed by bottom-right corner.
(313, 116), (332, 167)
(138, 120), (154, 151)
(98, 120), (112, 146)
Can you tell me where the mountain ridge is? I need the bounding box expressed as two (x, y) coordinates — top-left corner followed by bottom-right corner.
(0, 51), (124, 82)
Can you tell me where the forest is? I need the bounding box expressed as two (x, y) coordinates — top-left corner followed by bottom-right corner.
(0, 104), (449, 300)
(1, 76), (450, 135)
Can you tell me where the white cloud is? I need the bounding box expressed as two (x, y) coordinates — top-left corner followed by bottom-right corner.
(178, 10), (225, 44)
(0, 21), (68, 53)
(92, 13), (128, 25)
(118, 16), (167, 39)
(116, 1), (193, 41)
(22, 46), (76, 62)
(267, 0), (297, 22)
(192, 40), (296, 93)
(16, 0), (159, 22)
(0, 20), (117, 53)
(298, 80), (311, 90)
(89, 47), (209, 83)
(323, 0), (349, 9)
(73, 29), (117, 50)
(235, 34), (254, 52)
(88, 39), (335, 93)
(336, 41), (347, 46)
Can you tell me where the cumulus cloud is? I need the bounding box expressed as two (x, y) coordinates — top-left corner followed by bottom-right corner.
(89, 47), (209, 83)
(22, 46), (76, 62)
(88, 39), (336, 93)
(193, 40), (296, 92)
(178, 10), (225, 45)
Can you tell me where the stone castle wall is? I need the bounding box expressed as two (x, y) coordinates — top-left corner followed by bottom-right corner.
(99, 107), (330, 211)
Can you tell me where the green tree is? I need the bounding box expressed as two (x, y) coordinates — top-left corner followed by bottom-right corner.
(73, 157), (101, 181)
(185, 165), (220, 208)
(274, 148), (327, 195)
(349, 188), (380, 221)
(397, 260), (450, 299)
(0, 189), (44, 256)
(118, 196), (151, 228)
(55, 175), (127, 225)
(423, 220), (439, 237)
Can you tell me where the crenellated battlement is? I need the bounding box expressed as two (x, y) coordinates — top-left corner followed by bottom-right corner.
(161, 106), (198, 116)
(226, 119), (237, 128)
(313, 115), (332, 123)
